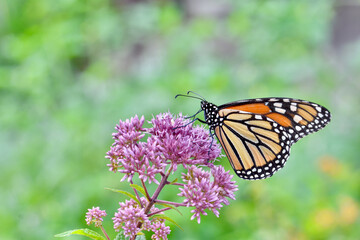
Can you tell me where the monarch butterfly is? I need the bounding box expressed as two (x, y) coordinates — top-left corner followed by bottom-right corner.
(176, 91), (331, 180)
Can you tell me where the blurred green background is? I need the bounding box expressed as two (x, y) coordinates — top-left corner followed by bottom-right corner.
(1, 0), (360, 239)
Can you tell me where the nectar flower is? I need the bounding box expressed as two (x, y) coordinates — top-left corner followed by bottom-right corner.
(211, 165), (238, 205)
(106, 115), (166, 183)
(113, 199), (150, 238)
(85, 207), (107, 227)
(103, 113), (236, 238)
(63, 113), (238, 240)
(106, 112), (222, 181)
(113, 197), (170, 239)
(150, 221), (171, 240)
(148, 112), (221, 171)
(179, 165), (238, 223)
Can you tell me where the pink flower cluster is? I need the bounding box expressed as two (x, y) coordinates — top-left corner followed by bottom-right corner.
(106, 115), (165, 183)
(179, 165), (238, 223)
(101, 113), (238, 239)
(85, 207), (107, 227)
(113, 197), (170, 240)
(106, 113), (221, 181)
(147, 113), (221, 170)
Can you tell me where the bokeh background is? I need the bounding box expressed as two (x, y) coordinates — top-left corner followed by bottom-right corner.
(1, 0), (360, 239)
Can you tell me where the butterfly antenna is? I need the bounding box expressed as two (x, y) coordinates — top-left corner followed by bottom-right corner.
(187, 91), (206, 101)
(175, 93), (203, 101)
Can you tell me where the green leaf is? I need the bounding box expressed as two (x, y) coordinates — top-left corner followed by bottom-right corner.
(55, 228), (105, 240)
(114, 231), (128, 240)
(114, 230), (145, 240)
(169, 178), (178, 184)
(151, 214), (183, 231)
(135, 234), (146, 240)
(155, 202), (182, 216)
(129, 183), (147, 197)
(105, 188), (140, 205)
(114, 233), (123, 240)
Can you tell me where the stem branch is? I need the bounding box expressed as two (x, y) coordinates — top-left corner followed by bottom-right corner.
(133, 163), (175, 238)
(143, 164), (173, 214)
(155, 199), (187, 207)
(165, 181), (185, 186)
(147, 207), (172, 217)
(141, 179), (151, 201)
(100, 225), (110, 240)
(130, 179), (143, 208)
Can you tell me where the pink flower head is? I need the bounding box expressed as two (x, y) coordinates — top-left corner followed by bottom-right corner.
(106, 112), (237, 236)
(113, 197), (171, 239)
(113, 115), (145, 145)
(211, 165), (238, 205)
(113, 199), (150, 238)
(85, 207), (107, 227)
(106, 115), (165, 183)
(178, 165), (238, 223)
(150, 222), (171, 240)
(106, 112), (221, 182)
(148, 112), (221, 171)
(105, 115), (145, 173)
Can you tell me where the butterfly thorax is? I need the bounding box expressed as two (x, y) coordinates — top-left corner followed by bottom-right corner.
(201, 101), (221, 130)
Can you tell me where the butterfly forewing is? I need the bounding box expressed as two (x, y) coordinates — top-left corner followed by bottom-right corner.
(219, 98), (331, 143)
(206, 97), (331, 180)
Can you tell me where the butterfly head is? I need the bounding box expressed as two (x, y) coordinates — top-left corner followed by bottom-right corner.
(175, 92), (220, 128)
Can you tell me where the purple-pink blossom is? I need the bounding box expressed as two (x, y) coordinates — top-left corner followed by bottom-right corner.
(179, 165), (238, 223)
(150, 222), (171, 240)
(147, 112), (221, 171)
(106, 113), (222, 182)
(113, 197), (170, 239)
(103, 112), (237, 239)
(106, 115), (166, 183)
(113, 199), (150, 238)
(211, 164), (238, 205)
(85, 207), (107, 227)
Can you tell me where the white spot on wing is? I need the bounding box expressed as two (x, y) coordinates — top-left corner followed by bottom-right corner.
(290, 105), (297, 112)
(274, 102), (282, 107)
(275, 107), (286, 114)
(293, 115), (303, 123)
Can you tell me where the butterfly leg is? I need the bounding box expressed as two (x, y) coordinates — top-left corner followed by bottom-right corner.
(207, 129), (216, 160)
(173, 117), (205, 130)
(184, 109), (203, 119)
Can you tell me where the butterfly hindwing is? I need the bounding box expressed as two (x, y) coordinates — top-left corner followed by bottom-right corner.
(214, 111), (292, 180)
